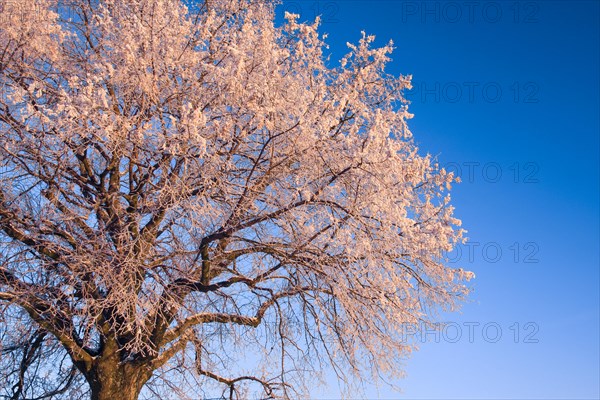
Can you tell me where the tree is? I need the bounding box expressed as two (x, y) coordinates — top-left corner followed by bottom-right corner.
(0, 0), (473, 398)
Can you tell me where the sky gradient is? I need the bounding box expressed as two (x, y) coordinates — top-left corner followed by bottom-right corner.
(276, 1), (600, 398)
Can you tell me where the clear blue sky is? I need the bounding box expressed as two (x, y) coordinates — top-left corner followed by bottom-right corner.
(276, 1), (600, 399)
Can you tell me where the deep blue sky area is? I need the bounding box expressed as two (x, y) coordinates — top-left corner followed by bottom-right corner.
(276, 1), (599, 399)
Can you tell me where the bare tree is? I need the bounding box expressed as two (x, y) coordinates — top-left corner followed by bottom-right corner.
(0, 0), (473, 399)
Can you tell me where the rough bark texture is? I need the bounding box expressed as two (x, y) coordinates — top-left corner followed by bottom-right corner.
(87, 362), (150, 400)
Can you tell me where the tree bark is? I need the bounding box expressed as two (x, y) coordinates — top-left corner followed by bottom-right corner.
(86, 361), (151, 400)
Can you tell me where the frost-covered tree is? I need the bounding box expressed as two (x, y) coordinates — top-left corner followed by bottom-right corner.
(0, 0), (473, 399)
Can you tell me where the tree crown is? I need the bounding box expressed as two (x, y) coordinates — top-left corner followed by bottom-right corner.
(0, 0), (472, 398)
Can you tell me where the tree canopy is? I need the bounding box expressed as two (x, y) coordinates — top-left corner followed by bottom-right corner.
(0, 0), (472, 398)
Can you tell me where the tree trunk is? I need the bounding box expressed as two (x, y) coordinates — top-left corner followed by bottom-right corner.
(90, 383), (141, 400)
(86, 361), (151, 400)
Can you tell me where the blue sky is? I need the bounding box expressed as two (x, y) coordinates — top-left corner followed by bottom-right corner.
(277, 1), (600, 398)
